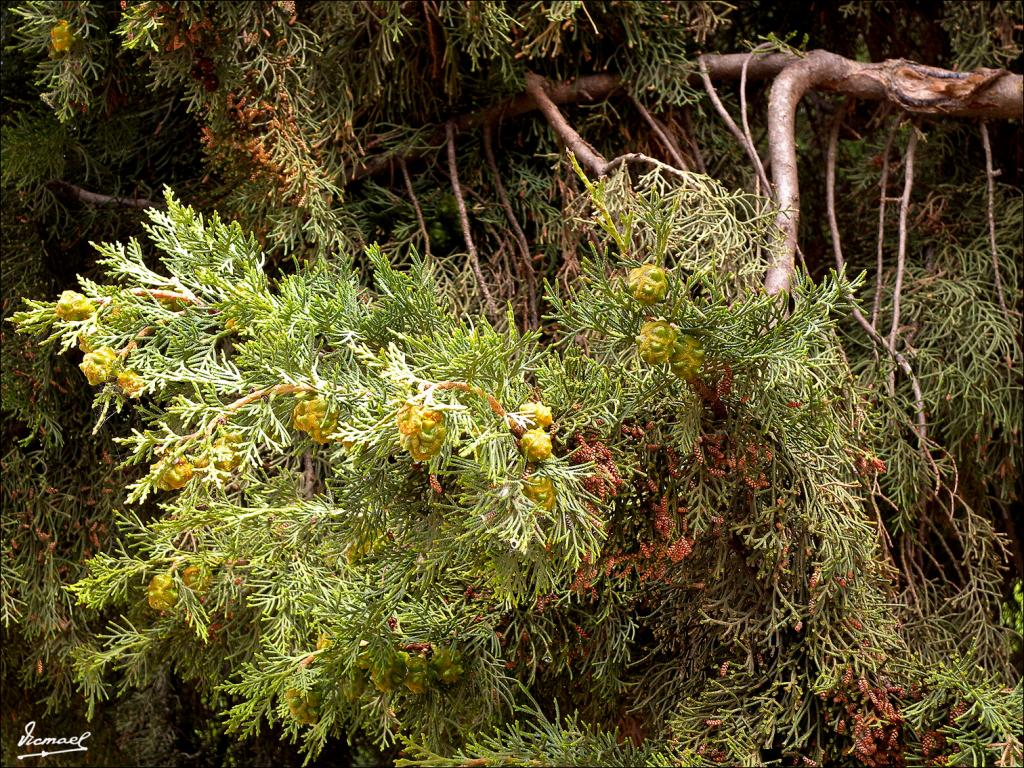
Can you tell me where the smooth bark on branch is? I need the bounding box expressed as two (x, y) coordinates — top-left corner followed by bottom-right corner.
(47, 180), (159, 209)
(524, 72), (610, 177)
(762, 49), (1021, 294)
(347, 51), (1020, 190)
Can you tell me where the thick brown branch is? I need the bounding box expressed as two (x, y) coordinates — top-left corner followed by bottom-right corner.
(763, 49), (1020, 294)
(346, 74), (622, 183)
(47, 180), (159, 209)
(741, 50), (1021, 119)
(346, 52), (1020, 192)
(525, 72), (610, 177)
(466, 73), (622, 131)
(765, 54), (849, 294)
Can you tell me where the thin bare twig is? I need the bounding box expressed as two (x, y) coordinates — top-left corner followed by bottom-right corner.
(628, 95), (688, 171)
(979, 122), (1012, 318)
(398, 157), (430, 258)
(887, 125), (918, 356)
(868, 484), (898, 570)
(47, 180), (159, 209)
(96, 288), (199, 306)
(430, 380), (524, 437)
(739, 47), (772, 195)
(445, 121), (499, 318)
(651, 113), (690, 172)
(697, 56), (772, 195)
(826, 106), (935, 475)
(153, 97), (177, 137)
(871, 117), (900, 332)
(901, 533), (926, 608)
(482, 124), (539, 330)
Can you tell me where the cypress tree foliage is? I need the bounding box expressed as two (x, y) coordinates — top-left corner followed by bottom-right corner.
(2, 2), (1021, 766)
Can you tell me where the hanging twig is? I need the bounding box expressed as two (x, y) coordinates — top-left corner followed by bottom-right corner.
(697, 56), (772, 195)
(868, 484), (898, 571)
(179, 383), (314, 443)
(398, 158), (431, 258)
(739, 46), (772, 195)
(628, 95), (689, 171)
(445, 121), (499, 319)
(887, 125), (918, 356)
(153, 97), (177, 138)
(482, 124), (539, 330)
(826, 106), (936, 481)
(871, 117), (900, 332)
(979, 122), (1012, 318)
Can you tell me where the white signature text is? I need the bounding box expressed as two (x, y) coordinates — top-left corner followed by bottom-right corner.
(17, 721), (91, 760)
